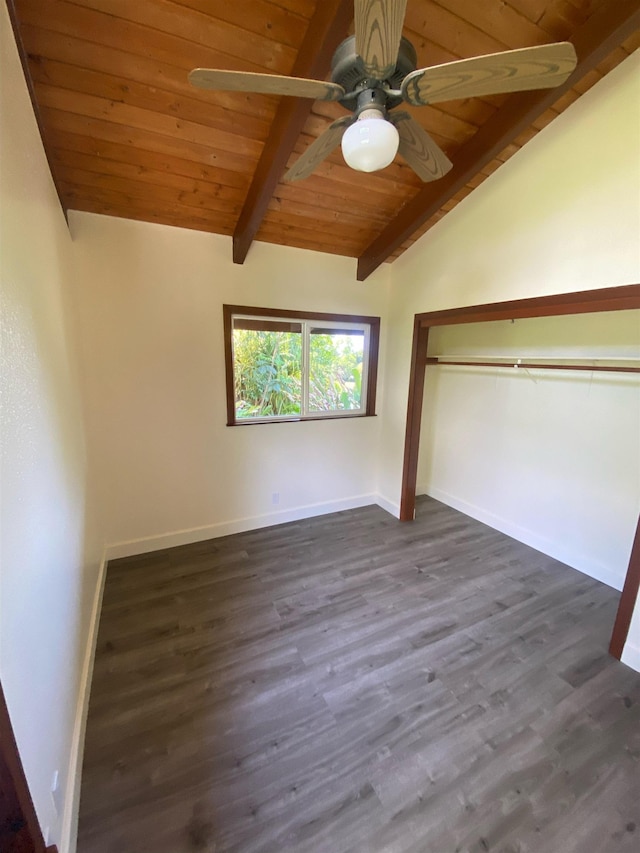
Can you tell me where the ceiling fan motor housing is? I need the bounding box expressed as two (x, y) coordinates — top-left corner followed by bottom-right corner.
(331, 35), (418, 112)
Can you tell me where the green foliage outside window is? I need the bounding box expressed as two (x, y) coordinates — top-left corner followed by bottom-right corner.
(233, 330), (301, 418)
(309, 333), (362, 412)
(233, 329), (363, 419)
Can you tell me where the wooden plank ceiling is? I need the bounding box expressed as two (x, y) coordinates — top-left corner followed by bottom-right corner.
(8, 0), (639, 279)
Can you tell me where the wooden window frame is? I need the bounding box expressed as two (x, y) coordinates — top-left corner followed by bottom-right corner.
(223, 305), (380, 426)
(399, 283), (640, 661)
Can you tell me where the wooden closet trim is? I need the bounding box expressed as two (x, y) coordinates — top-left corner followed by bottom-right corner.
(610, 516), (640, 660)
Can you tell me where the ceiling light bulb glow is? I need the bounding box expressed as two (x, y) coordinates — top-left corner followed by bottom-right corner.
(341, 110), (399, 173)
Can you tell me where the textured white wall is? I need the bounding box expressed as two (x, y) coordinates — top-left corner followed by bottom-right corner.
(68, 212), (390, 553)
(379, 51), (640, 663)
(0, 6), (102, 850)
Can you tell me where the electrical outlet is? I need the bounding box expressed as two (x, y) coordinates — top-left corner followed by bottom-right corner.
(44, 826), (50, 845)
(272, 492), (280, 505)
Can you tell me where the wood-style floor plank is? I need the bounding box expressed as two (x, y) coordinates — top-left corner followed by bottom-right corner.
(78, 497), (640, 853)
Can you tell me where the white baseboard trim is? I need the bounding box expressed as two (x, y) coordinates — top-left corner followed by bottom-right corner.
(375, 493), (400, 519)
(420, 485), (624, 592)
(621, 641), (640, 673)
(105, 494), (391, 560)
(59, 550), (109, 853)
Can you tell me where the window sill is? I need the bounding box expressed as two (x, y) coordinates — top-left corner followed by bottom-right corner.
(227, 413), (377, 427)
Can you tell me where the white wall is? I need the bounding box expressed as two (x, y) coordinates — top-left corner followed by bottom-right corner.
(68, 212), (390, 555)
(379, 50), (640, 660)
(0, 6), (103, 850)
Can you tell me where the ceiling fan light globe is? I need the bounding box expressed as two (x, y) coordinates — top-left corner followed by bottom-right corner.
(341, 116), (399, 173)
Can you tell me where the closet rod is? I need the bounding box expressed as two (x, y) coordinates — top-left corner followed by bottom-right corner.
(425, 358), (640, 374)
(429, 354), (640, 362)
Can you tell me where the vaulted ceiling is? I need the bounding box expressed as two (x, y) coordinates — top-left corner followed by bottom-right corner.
(7, 0), (639, 279)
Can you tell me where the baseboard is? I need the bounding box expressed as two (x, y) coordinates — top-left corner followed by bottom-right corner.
(375, 493), (400, 519)
(59, 550), (108, 853)
(420, 485), (624, 592)
(621, 641), (640, 673)
(105, 494), (390, 560)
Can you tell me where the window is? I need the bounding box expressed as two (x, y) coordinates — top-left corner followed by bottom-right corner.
(223, 305), (380, 425)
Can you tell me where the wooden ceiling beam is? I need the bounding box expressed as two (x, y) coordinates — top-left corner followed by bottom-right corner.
(357, 0), (640, 281)
(232, 0), (352, 265)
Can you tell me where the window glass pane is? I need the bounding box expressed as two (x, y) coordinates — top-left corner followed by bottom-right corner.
(308, 329), (365, 412)
(232, 322), (302, 419)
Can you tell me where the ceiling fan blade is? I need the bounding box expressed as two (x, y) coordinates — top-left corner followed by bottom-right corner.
(284, 116), (355, 182)
(390, 112), (453, 182)
(401, 42), (577, 106)
(188, 69), (345, 102)
(355, 0), (408, 79)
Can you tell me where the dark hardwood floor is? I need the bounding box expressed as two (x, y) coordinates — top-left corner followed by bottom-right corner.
(77, 497), (640, 853)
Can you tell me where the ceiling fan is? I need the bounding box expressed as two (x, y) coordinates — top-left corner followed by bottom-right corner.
(188, 0), (577, 184)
